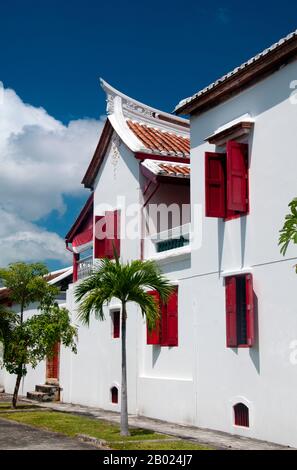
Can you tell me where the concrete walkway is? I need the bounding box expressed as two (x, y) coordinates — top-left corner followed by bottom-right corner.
(20, 398), (291, 450)
(0, 417), (96, 450)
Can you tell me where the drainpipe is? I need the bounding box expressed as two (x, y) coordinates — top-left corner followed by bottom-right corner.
(66, 241), (79, 283)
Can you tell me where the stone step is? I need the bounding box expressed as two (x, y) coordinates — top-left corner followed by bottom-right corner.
(27, 391), (55, 402)
(35, 384), (59, 394)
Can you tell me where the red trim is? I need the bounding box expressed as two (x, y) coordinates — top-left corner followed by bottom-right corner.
(65, 193), (94, 243)
(82, 120), (114, 189)
(135, 152), (190, 164)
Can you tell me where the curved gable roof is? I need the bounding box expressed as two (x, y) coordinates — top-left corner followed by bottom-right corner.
(82, 80), (190, 189)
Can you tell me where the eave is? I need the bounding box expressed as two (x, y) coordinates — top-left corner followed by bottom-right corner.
(65, 193), (94, 242)
(175, 32), (297, 116)
(81, 120), (113, 189)
(205, 121), (254, 146)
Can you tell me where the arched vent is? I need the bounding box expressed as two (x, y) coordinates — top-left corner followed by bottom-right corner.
(111, 386), (118, 404)
(234, 403), (249, 427)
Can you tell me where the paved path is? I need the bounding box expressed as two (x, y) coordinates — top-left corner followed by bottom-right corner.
(26, 399), (291, 450)
(0, 417), (96, 450)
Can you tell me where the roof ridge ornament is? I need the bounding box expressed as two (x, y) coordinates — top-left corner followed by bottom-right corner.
(100, 78), (189, 135)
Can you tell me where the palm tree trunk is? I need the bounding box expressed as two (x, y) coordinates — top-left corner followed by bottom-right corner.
(12, 365), (23, 409)
(120, 302), (130, 436)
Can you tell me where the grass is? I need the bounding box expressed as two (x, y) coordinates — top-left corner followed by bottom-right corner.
(0, 410), (212, 450)
(0, 402), (39, 410)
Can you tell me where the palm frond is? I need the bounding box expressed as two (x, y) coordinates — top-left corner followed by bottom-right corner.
(74, 255), (173, 329)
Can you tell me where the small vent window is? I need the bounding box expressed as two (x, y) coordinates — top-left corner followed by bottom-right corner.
(112, 311), (120, 339)
(111, 386), (118, 404)
(234, 403), (249, 427)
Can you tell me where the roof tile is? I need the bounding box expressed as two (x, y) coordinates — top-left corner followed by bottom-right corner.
(127, 120), (190, 157)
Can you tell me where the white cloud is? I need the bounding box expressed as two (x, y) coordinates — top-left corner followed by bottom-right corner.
(0, 209), (71, 266)
(0, 82), (104, 267)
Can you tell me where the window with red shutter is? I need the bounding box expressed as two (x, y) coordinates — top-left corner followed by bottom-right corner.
(146, 290), (161, 345)
(166, 288), (178, 347)
(225, 276), (237, 347)
(94, 215), (105, 258)
(205, 152), (226, 218)
(94, 211), (120, 259)
(112, 310), (120, 339)
(146, 288), (178, 347)
(205, 141), (249, 220)
(225, 274), (255, 348)
(226, 141), (248, 213)
(246, 274), (255, 347)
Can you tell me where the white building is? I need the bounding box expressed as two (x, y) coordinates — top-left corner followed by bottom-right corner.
(2, 29), (297, 448)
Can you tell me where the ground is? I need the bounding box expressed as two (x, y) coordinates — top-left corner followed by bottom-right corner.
(0, 395), (210, 450)
(0, 394), (290, 450)
(0, 417), (96, 450)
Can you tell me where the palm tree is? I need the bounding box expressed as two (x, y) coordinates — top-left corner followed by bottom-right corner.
(75, 253), (173, 436)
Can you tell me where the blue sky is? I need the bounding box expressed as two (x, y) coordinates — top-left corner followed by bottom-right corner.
(1, 0), (297, 271)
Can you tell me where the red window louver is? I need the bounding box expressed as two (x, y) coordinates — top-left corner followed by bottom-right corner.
(246, 274), (255, 347)
(94, 215), (105, 259)
(226, 141), (248, 213)
(146, 288), (178, 347)
(225, 274), (255, 348)
(205, 152), (226, 218)
(111, 386), (118, 404)
(146, 290), (161, 345)
(225, 276), (237, 347)
(234, 403), (249, 427)
(94, 211), (120, 259)
(205, 141), (249, 219)
(113, 311), (120, 339)
(166, 287), (178, 347)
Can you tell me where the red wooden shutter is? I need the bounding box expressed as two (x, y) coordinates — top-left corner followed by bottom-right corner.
(113, 210), (120, 257)
(105, 211), (115, 259)
(104, 210), (120, 259)
(205, 152), (226, 218)
(226, 141), (248, 213)
(146, 291), (161, 345)
(94, 215), (105, 258)
(113, 311), (120, 338)
(225, 276), (237, 347)
(166, 288), (178, 347)
(245, 274), (255, 347)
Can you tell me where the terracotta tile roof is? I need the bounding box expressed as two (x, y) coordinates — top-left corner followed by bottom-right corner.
(141, 159), (190, 179)
(127, 120), (190, 157)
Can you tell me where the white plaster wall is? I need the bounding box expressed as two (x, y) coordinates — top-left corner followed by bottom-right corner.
(61, 139), (141, 411)
(60, 283), (138, 412)
(190, 59), (297, 447)
(93, 138), (141, 263)
(62, 135), (196, 422)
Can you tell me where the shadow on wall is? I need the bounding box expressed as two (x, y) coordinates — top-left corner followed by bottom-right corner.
(152, 346), (161, 367)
